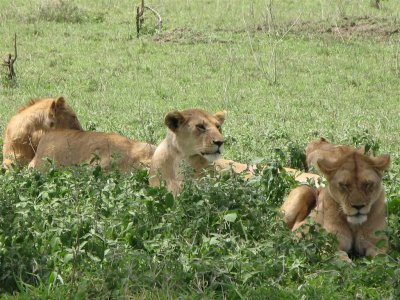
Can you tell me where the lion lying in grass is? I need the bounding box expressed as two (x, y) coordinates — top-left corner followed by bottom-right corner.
(149, 108), (321, 194)
(281, 140), (390, 259)
(2, 97), (82, 168)
(29, 130), (156, 172)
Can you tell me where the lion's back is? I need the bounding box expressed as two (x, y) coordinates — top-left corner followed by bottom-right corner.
(32, 130), (156, 171)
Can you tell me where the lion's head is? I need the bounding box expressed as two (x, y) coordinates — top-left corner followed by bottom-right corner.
(317, 151), (390, 225)
(164, 109), (225, 162)
(47, 97), (82, 130)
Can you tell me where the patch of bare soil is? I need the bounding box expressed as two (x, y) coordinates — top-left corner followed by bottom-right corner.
(154, 28), (231, 44)
(323, 16), (399, 39)
(254, 16), (399, 40)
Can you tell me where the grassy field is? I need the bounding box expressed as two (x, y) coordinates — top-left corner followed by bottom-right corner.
(0, 0), (399, 298)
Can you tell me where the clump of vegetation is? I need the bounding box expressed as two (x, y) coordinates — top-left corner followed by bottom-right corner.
(38, 0), (85, 23)
(0, 159), (398, 298)
(33, 0), (104, 23)
(350, 128), (381, 155)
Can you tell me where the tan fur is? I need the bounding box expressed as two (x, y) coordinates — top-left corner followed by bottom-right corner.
(213, 162), (321, 184)
(284, 167), (321, 184)
(2, 97), (82, 168)
(149, 109), (226, 194)
(281, 148), (390, 258)
(306, 137), (358, 171)
(281, 185), (318, 231)
(212, 158), (255, 179)
(29, 129), (156, 172)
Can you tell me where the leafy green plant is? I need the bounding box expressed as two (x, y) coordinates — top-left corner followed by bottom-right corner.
(350, 128), (380, 155)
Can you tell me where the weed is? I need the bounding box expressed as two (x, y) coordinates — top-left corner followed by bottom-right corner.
(37, 0), (86, 23)
(30, 0), (105, 24)
(350, 128), (381, 155)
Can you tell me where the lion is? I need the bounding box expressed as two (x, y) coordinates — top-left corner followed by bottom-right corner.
(2, 97), (82, 168)
(149, 108), (227, 194)
(29, 129), (156, 172)
(149, 108), (321, 194)
(281, 147), (390, 259)
(306, 137), (357, 171)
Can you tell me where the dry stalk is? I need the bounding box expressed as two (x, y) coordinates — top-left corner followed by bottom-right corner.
(136, 0), (162, 38)
(2, 33), (17, 80)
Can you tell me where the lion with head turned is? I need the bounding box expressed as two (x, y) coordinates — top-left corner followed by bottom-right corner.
(281, 139), (390, 259)
(2, 97), (82, 168)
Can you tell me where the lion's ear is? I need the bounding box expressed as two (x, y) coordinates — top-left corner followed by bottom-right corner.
(369, 154), (390, 172)
(214, 111), (226, 125)
(165, 111), (185, 132)
(50, 101), (56, 112)
(55, 96), (66, 107)
(316, 158), (338, 178)
(51, 97), (66, 113)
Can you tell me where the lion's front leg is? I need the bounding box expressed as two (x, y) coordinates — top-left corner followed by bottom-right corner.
(314, 191), (354, 254)
(355, 202), (388, 257)
(356, 232), (388, 257)
(335, 232), (353, 253)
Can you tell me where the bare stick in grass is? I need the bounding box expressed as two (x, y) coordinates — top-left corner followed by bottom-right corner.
(2, 33), (17, 80)
(136, 0), (162, 38)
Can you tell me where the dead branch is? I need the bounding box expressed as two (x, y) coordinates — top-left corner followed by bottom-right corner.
(136, 0), (162, 38)
(2, 33), (17, 80)
(144, 5), (162, 31)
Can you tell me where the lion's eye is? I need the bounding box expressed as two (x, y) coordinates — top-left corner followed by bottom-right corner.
(216, 124), (222, 132)
(196, 124), (206, 132)
(339, 182), (350, 191)
(362, 181), (374, 192)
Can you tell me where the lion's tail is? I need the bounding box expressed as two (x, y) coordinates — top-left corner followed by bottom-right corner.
(280, 185), (317, 231)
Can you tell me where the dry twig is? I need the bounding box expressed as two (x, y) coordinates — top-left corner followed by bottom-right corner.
(375, 0), (382, 9)
(2, 33), (17, 80)
(136, 0), (162, 38)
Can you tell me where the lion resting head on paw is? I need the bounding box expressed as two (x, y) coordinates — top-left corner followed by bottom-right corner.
(149, 108), (225, 194)
(282, 141), (390, 258)
(2, 97), (82, 168)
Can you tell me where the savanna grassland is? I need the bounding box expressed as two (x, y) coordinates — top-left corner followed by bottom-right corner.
(0, 0), (400, 298)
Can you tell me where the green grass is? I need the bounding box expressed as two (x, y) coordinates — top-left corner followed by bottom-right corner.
(1, 0), (399, 298)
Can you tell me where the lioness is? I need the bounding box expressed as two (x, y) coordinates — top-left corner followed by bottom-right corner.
(281, 148), (390, 258)
(29, 130), (156, 172)
(2, 97), (82, 168)
(149, 108), (321, 194)
(149, 108), (228, 194)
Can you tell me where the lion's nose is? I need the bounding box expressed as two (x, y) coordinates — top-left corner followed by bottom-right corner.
(213, 140), (224, 147)
(352, 204), (365, 210)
